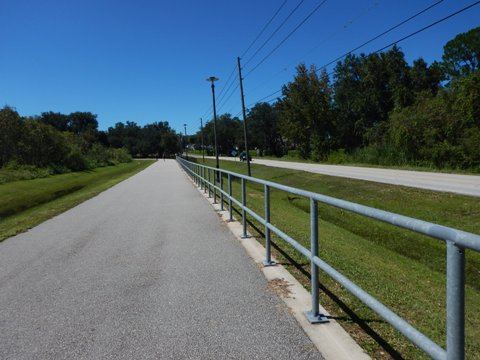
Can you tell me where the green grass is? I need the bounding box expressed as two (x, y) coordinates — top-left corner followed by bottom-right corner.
(0, 160), (154, 241)
(196, 158), (480, 359)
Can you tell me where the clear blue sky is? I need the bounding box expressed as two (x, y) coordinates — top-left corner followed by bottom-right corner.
(1, 0), (479, 133)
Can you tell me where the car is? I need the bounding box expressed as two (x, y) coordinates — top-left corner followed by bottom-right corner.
(239, 152), (252, 162)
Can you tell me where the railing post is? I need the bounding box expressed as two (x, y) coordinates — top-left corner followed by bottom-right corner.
(305, 199), (328, 323)
(228, 174), (233, 221)
(208, 169), (211, 198)
(202, 166), (205, 192)
(213, 169), (217, 204)
(447, 242), (465, 360)
(220, 172), (224, 211)
(241, 178), (249, 238)
(195, 164), (199, 186)
(263, 185), (276, 266)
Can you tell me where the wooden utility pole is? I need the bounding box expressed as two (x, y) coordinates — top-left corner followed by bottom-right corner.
(237, 57), (251, 177)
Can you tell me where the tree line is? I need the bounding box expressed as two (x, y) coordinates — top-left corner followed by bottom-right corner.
(0, 107), (181, 172)
(193, 27), (479, 170)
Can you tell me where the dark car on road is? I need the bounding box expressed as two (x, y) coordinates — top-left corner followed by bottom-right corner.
(239, 152), (252, 162)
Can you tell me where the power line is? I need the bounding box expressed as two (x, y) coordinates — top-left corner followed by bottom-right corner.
(240, 0), (288, 59)
(243, 0), (307, 67)
(217, 82), (240, 113)
(371, 0), (480, 55)
(247, 0), (380, 95)
(216, 64), (237, 100)
(216, 72), (238, 107)
(245, 0), (479, 111)
(244, 0), (328, 78)
(317, 0), (444, 72)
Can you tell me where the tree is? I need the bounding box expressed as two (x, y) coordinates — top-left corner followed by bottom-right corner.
(442, 26), (480, 79)
(247, 102), (283, 156)
(201, 114), (242, 155)
(68, 112), (98, 134)
(39, 111), (70, 131)
(0, 106), (23, 166)
(279, 64), (333, 160)
(410, 58), (443, 95)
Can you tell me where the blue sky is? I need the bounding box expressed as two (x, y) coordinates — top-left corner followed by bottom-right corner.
(1, 0), (479, 133)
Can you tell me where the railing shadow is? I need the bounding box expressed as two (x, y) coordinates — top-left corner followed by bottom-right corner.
(241, 208), (405, 360)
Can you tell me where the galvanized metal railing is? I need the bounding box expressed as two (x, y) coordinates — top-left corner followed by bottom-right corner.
(176, 156), (480, 360)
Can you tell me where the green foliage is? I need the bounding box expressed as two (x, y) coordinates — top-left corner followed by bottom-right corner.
(279, 64), (334, 160)
(442, 26), (480, 79)
(239, 27), (480, 171)
(246, 102), (284, 156)
(0, 106), (133, 174)
(198, 114), (243, 155)
(388, 72), (480, 169)
(106, 120), (180, 157)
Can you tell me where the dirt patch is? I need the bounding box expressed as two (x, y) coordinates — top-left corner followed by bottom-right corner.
(266, 278), (293, 298)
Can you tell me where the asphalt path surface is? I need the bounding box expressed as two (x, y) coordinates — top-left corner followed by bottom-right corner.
(212, 156), (480, 197)
(0, 160), (323, 360)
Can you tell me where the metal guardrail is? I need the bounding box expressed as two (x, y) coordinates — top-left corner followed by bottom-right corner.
(176, 156), (480, 360)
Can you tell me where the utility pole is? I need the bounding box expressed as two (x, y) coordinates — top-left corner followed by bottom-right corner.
(206, 76), (220, 172)
(200, 118), (205, 162)
(183, 123), (188, 161)
(237, 57), (251, 177)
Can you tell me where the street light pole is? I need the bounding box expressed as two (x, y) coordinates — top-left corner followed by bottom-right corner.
(183, 123), (188, 161)
(200, 118), (205, 162)
(206, 76), (220, 171)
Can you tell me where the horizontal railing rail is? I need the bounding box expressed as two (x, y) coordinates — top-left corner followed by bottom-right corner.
(176, 156), (479, 360)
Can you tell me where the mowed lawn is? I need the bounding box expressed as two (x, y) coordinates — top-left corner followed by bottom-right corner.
(196, 158), (480, 360)
(0, 160), (155, 241)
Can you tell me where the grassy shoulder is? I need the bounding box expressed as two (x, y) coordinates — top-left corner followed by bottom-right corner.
(0, 160), (154, 241)
(197, 158), (480, 359)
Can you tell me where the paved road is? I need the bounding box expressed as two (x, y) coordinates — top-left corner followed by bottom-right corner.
(0, 160), (322, 360)
(212, 156), (480, 197)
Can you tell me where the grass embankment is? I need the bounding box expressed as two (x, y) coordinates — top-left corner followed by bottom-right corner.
(0, 160), (154, 241)
(197, 158), (480, 359)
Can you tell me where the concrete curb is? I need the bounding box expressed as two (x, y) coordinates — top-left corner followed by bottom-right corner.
(183, 170), (370, 360)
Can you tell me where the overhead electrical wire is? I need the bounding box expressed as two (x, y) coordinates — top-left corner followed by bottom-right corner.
(240, 0), (288, 59)
(243, 0), (307, 67)
(216, 64), (238, 100)
(244, 0), (328, 77)
(317, 0), (444, 72)
(201, 1), (289, 121)
(217, 82), (240, 113)
(247, 0), (380, 96)
(245, 0), (480, 111)
(371, 0), (480, 55)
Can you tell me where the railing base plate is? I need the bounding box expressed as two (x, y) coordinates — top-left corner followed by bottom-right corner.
(263, 260), (277, 267)
(304, 310), (329, 324)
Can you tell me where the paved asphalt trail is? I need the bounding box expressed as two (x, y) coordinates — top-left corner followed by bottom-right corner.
(0, 160), (323, 360)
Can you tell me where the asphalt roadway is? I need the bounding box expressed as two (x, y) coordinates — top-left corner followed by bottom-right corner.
(212, 156), (480, 197)
(0, 160), (323, 360)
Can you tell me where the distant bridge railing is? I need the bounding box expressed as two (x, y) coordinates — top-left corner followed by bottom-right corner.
(176, 155), (480, 360)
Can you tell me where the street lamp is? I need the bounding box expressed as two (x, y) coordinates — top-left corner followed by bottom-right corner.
(183, 123), (188, 161)
(206, 76), (219, 171)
